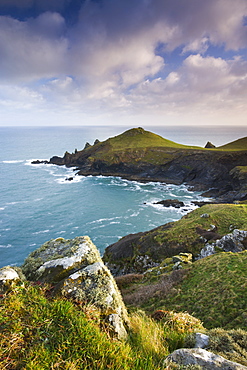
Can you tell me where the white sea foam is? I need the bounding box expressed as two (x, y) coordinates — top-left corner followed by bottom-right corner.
(0, 244), (12, 248)
(32, 229), (50, 235)
(86, 216), (122, 225)
(2, 160), (25, 164)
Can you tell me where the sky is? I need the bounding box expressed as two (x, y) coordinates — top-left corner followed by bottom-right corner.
(0, 0), (247, 127)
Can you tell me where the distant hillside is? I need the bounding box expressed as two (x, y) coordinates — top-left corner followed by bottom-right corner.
(101, 127), (201, 150)
(34, 127), (247, 202)
(218, 136), (247, 151)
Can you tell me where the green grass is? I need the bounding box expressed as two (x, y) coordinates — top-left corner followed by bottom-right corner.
(105, 128), (201, 150)
(137, 251), (247, 330)
(0, 282), (205, 369)
(82, 128), (204, 166)
(147, 203), (247, 256)
(217, 136), (247, 151)
(0, 284), (153, 369)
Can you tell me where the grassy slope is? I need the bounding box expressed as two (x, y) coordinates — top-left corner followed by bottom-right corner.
(105, 204), (247, 266)
(141, 251), (247, 330)
(104, 128), (201, 150)
(82, 128), (204, 165)
(157, 203), (247, 253)
(218, 136), (247, 151)
(0, 283), (205, 369)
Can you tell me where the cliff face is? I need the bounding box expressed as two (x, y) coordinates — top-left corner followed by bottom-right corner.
(33, 128), (247, 202)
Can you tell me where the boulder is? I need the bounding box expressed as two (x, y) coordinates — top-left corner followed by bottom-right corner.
(57, 261), (128, 338)
(197, 244), (216, 259)
(215, 229), (247, 253)
(0, 266), (24, 293)
(197, 229), (247, 260)
(22, 236), (101, 282)
(166, 348), (247, 369)
(22, 236), (129, 339)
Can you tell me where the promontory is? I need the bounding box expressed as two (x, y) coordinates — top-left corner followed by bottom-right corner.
(32, 127), (247, 202)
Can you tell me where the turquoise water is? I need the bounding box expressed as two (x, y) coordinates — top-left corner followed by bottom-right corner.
(1, 125), (246, 268)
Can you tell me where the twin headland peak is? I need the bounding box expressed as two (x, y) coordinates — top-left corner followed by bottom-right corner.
(33, 127), (247, 203)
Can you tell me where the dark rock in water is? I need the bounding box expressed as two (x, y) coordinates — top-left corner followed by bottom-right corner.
(65, 177), (74, 181)
(49, 155), (65, 165)
(205, 141), (216, 148)
(154, 199), (185, 208)
(31, 159), (49, 164)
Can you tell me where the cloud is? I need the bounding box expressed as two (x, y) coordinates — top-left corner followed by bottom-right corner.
(0, 0), (247, 126)
(0, 13), (67, 82)
(129, 54), (247, 118)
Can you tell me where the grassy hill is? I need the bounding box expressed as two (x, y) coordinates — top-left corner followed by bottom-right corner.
(218, 136), (247, 151)
(120, 250), (247, 331)
(101, 127), (201, 150)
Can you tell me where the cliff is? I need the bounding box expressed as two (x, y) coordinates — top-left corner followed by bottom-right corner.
(33, 127), (247, 202)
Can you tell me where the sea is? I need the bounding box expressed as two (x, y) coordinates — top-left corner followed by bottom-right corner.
(1, 125), (246, 268)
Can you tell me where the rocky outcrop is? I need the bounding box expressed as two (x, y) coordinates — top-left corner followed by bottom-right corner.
(205, 141), (216, 149)
(22, 236), (129, 339)
(166, 348), (247, 369)
(198, 229), (247, 259)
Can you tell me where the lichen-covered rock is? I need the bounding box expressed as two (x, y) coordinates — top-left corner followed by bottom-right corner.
(0, 266), (24, 293)
(197, 244), (216, 259)
(22, 236), (101, 282)
(57, 261), (128, 326)
(166, 348), (247, 369)
(197, 229), (247, 260)
(215, 229), (247, 253)
(194, 333), (209, 349)
(22, 236), (129, 339)
(172, 253), (192, 264)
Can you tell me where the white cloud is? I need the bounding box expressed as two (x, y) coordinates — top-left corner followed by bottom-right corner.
(0, 0), (247, 126)
(128, 54), (247, 122)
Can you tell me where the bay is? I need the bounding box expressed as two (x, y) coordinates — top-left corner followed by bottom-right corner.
(0, 125), (246, 268)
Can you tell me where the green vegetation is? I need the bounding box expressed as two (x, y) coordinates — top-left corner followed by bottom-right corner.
(105, 203), (247, 270)
(122, 251), (247, 331)
(145, 203), (247, 256)
(0, 282), (206, 370)
(217, 136), (247, 151)
(102, 128), (201, 150)
(207, 328), (247, 366)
